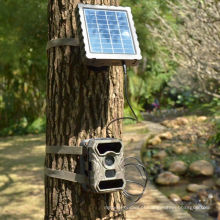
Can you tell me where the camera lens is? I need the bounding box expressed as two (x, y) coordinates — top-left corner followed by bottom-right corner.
(105, 155), (115, 166)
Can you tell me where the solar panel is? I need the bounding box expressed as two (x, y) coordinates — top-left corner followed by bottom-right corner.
(77, 4), (142, 66)
(85, 9), (135, 55)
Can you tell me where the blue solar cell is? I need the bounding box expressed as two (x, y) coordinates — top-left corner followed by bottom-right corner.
(86, 15), (93, 21)
(87, 19), (97, 24)
(108, 20), (118, 25)
(103, 48), (113, 53)
(96, 10), (105, 16)
(98, 19), (107, 25)
(84, 8), (136, 54)
(107, 16), (117, 20)
(109, 25), (118, 30)
(116, 11), (126, 17)
(118, 20), (127, 26)
(89, 33), (99, 38)
(112, 35), (122, 44)
(114, 48), (124, 53)
(121, 29), (130, 35)
(113, 43), (123, 49)
(123, 39), (133, 45)
(102, 43), (112, 49)
(90, 38), (100, 44)
(110, 30), (120, 35)
(98, 24), (108, 29)
(91, 47), (102, 53)
(117, 16), (126, 21)
(97, 15), (106, 20)
(100, 29), (109, 34)
(88, 28), (99, 34)
(85, 10), (95, 15)
(106, 11), (115, 16)
(124, 48), (135, 54)
(101, 33), (110, 39)
(101, 38), (111, 44)
(88, 23), (98, 29)
(120, 25), (129, 30)
(121, 34), (131, 40)
(91, 43), (101, 48)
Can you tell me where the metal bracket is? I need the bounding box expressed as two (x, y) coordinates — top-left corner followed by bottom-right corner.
(46, 38), (80, 50)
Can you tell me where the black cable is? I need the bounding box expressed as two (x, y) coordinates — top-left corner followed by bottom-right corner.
(123, 157), (148, 203)
(106, 117), (136, 137)
(105, 157), (148, 213)
(106, 61), (138, 137)
(122, 61), (138, 121)
(105, 62), (147, 212)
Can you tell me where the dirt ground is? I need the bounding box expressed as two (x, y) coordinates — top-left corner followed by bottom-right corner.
(0, 121), (195, 220)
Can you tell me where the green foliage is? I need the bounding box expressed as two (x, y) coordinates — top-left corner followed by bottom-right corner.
(124, 102), (143, 124)
(201, 98), (220, 116)
(208, 118), (220, 149)
(121, 0), (177, 110)
(0, 0), (47, 132)
(184, 97), (220, 116)
(162, 88), (200, 108)
(214, 123), (220, 148)
(0, 116), (46, 137)
(0, 117), (28, 136)
(27, 116), (46, 134)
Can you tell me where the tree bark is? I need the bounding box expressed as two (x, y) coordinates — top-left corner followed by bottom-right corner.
(45, 0), (125, 219)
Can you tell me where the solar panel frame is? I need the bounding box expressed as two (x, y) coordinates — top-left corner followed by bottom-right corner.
(77, 4), (142, 66)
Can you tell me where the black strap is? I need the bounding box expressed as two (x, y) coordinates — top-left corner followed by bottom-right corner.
(46, 38), (80, 50)
(45, 168), (87, 183)
(46, 145), (83, 155)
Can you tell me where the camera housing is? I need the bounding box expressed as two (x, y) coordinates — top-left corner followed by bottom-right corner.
(80, 138), (125, 193)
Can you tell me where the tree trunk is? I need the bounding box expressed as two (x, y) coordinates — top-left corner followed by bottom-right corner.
(45, 0), (125, 219)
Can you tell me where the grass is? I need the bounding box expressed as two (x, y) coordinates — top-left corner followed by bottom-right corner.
(0, 134), (45, 220)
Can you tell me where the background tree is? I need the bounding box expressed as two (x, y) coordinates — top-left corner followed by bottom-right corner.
(0, 0), (47, 134)
(148, 0), (220, 101)
(45, 0), (125, 219)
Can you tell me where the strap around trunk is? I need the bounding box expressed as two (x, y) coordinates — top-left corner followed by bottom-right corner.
(46, 145), (83, 155)
(45, 168), (87, 184)
(46, 38), (80, 50)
